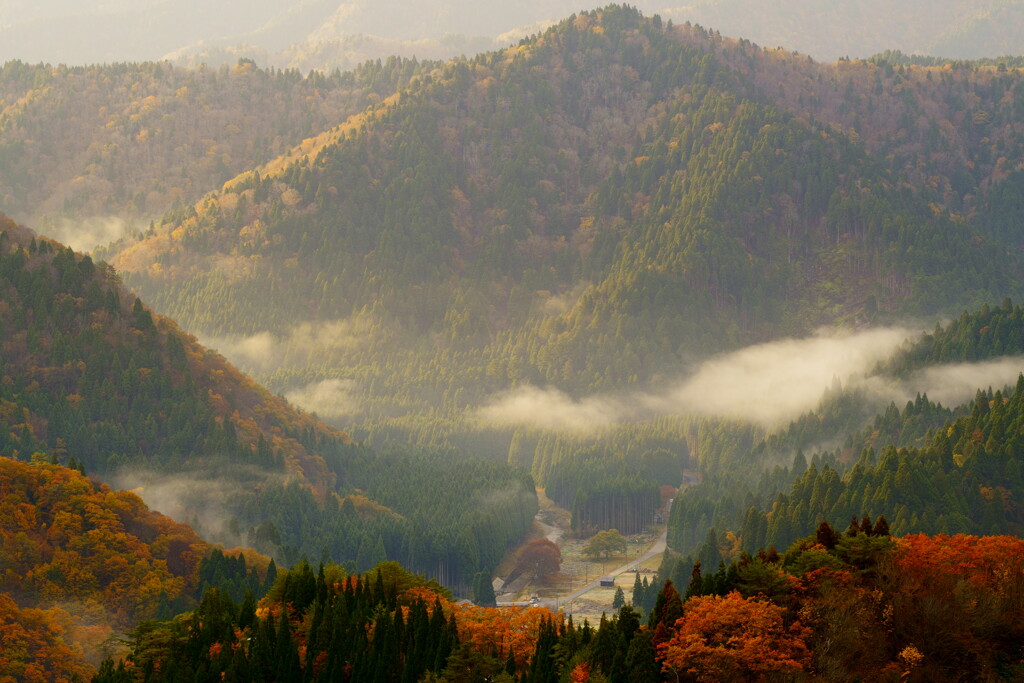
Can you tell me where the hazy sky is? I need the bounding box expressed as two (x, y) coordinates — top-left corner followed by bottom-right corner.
(1, 1), (1019, 67)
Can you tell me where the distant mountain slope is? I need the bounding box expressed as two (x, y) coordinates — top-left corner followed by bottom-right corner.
(3, 0), (1020, 68)
(661, 0), (1024, 61)
(0, 58), (429, 248)
(104, 7), (1024, 417)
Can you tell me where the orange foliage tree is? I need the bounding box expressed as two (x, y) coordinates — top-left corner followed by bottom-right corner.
(400, 585), (559, 671)
(884, 534), (1024, 678)
(657, 591), (811, 682)
(450, 600), (560, 671)
(0, 593), (93, 682)
(0, 458), (207, 623)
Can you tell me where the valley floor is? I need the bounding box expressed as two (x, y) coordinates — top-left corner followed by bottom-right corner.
(496, 489), (666, 623)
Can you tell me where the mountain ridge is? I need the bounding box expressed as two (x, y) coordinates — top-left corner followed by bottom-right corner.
(98, 7), (1024, 419)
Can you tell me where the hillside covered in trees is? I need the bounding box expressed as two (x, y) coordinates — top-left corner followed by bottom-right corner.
(0, 456), (209, 678)
(100, 6), (1024, 421)
(6, 458), (1021, 682)
(88, 528), (1024, 682)
(0, 57), (432, 246)
(0, 213), (537, 591)
(4, 6), (1024, 679)
(666, 299), (1024, 570)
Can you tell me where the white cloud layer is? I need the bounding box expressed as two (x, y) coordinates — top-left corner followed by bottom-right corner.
(910, 357), (1024, 407)
(44, 215), (132, 253)
(479, 327), (916, 431)
(200, 318), (373, 373)
(659, 328), (914, 426)
(285, 378), (360, 418)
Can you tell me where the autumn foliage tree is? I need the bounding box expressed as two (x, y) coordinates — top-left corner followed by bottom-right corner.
(0, 594), (93, 682)
(0, 458), (206, 622)
(657, 591), (811, 682)
(512, 539), (562, 582)
(582, 529), (628, 560)
(883, 534), (1024, 679)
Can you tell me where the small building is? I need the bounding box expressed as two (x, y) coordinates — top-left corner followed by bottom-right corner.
(599, 576), (615, 587)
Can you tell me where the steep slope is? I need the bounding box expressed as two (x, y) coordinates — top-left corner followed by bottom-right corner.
(0, 213), (338, 488)
(105, 7), (1024, 417)
(0, 212), (537, 587)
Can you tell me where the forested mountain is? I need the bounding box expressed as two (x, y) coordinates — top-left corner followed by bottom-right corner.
(0, 213), (536, 590)
(0, 213), (337, 486)
(0, 57), (431, 248)
(9, 7), (1024, 571)
(50, 7), (1022, 549)
(667, 299), (1024, 568)
(8, 6), (1024, 680)
(102, 6), (1024, 418)
(8, 459), (1021, 683)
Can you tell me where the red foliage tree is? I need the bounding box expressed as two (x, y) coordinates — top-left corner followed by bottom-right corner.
(513, 539), (562, 581)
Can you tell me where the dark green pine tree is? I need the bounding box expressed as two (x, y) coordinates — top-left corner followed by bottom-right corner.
(472, 570), (497, 607)
(304, 601), (328, 674)
(525, 617), (560, 683)
(273, 610), (302, 683)
(264, 559), (278, 593)
(623, 629), (659, 683)
(631, 572), (644, 608)
(223, 644), (252, 683)
(369, 609), (396, 683)
(612, 586), (625, 610)
(250, 614), (275, 682)
(238, 590), (257, 632)
(504, 649), (517, 678)
(616, 605), (640, 647)
(402, 601), (428, 683)
(433, 608), (458, 672)
(154, 590), (173, 621)
(590, 613), (617, 675)
(685, 560), (703, 599)
(648, 579), (683, 629)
